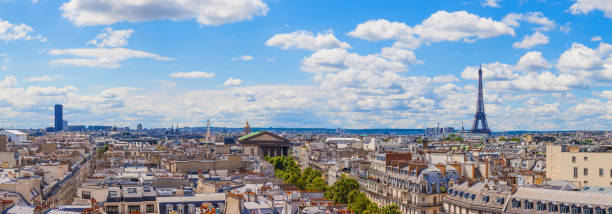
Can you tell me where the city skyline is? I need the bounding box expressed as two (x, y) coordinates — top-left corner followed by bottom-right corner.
(0, 0), (611, 130)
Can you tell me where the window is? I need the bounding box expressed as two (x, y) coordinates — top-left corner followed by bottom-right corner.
(571, 205), (581, 214)
(106, 206), (119, 214)
(109, 191), (118, 197)
(584, 206), (593, 214)
(600, 168), (604, 177)
(537, 202), (547, 211)
(584, 156), (588, 161)
(144, 186), (152, 192)
(525, 201), (534, 210)
(595, 207), (605, 214)
(549, 204), (559, 212)
(146, 204), (155, 213)
(177, 204), (184, 213)
(610, 169), (612, 177)
(127, 206), (140, 213)
(470, 194), (476, 201)
(128, 188), (137, 193)
(584, 168), (588, 176)
(512, 199), (521, 208)
(464, 193), (470, 199)
(81, 191), (91, 199)
(561, 205), (570, 213)
(572, 156), (576, 163)
(482, 195), (489, 203)
(574, 167), (579, 178)
(497, 197), (504, 205)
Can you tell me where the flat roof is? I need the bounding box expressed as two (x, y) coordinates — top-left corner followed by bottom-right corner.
(156, 193), (225, 203)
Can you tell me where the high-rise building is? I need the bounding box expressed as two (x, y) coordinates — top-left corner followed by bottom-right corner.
(137, 123), (143, 131)
(63, 120), (68, 131)
(54, 104), (63, 131)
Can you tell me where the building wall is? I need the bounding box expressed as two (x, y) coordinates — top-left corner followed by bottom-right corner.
(0, 152), (16, 168)
(546, 144), (612, 186)
(169, 155), (242, 173)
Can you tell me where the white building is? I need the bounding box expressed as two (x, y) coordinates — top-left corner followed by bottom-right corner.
(0, 130), (27, 143)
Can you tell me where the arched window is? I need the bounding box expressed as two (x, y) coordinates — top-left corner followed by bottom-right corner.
(524, 200), (534, 210)
(583, 206), (593, 214)
(571, 205), (582, 214)
(512, 199), (521, 208)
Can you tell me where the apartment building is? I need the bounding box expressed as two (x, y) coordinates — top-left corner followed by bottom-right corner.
(546, 144), (612, 186)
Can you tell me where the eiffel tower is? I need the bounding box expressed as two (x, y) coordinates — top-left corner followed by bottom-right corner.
(471, 65), (491, 135)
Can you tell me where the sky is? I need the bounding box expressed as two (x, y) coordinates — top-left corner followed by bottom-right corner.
(0, 0), (611, 130)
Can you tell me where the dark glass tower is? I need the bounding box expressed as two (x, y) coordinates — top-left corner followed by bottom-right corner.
(54, 104), (63, 131)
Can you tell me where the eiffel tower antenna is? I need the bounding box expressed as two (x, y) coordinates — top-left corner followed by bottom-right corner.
(471, 65), (491, 135)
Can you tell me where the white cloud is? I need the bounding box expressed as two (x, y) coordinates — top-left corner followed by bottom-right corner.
(503, 12), (556, 31)
(301, 48), (409, 73)
(233, 55), (253, 61)
(555, 42), (612, 81)
(61, 0), (269, 26)
(266, 30), (350, 51)
(25, 75), (53, 82)
(513, 31), (549, 49)
(516, 51), (552, 71)
(462, 62), (518, 81)
(569, 0), (612, 19)
(591, 36), (602, 42)
(413, 10), (515, 43)
(87, 28), (134, 48)
(223, 78), (242, 87)
(0, 18), (45, 42)
(49, 48), (172, 68)
(432, 75), (459, 83)
(482, 0), (501, 8)
(348, 11), (514, 49)
(170, 71), (215, 79)
(348, 19), (413, 42)
(596, 90), (612, 100)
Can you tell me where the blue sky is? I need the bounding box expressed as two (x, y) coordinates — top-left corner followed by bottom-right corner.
(0, 0), (611, 130)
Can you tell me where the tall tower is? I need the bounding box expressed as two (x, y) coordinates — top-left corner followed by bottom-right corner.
(54, 104), (63, 131)
(244, 121), (252, 135)
(471, 66), (491, 135)
(206, 119), (211, 142)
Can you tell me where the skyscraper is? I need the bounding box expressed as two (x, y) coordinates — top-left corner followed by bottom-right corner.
(54, 104), (63, 131)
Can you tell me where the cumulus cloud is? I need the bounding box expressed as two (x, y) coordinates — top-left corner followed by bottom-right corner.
(556, 42), (612, 80)
(348, 11), (514, 48)
(432, 75), (459, 83)
(516, 51), (552, 72)
(591, 36), (602, 42)
(462, 51), (589, 92)
(482, 0), (501, 8)
(502, 12), (556, 31)
(24, 75), (53, 82)
(170, 71), (215, 79)
(0, 18), (45, 42)
(49, 48), (172, 68)
(513, 31), (549, 49)
(87, 28), (134, 48)
(266, 30), (350, 51)
(348, 19), (413, 42)
(60, 0), (269, 26)
(233, 55), (253, 61)
(223, 78), (242, 87)
(569, 0), (612, 19)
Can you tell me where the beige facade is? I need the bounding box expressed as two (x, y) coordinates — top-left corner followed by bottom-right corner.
(168, 155), (242, 173)
(546, 144), (612, 186)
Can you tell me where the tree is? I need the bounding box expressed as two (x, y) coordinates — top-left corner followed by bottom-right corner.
(379, 204), (401, 214)
(306, 177), (327, 192)
(325, 177), (360, 204)
(347, 190), (372, 214)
